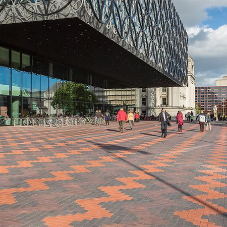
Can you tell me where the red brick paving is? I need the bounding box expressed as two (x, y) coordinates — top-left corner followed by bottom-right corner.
(0, 121), (226, 227)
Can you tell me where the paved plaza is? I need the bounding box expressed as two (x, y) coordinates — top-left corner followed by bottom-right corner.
(0, 121), (226, 227)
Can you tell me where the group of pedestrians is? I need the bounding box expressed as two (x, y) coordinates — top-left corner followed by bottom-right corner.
(117, 108), (138, 133)
(159, 108), (212, 138)
(101, 107), (213, 136)
(95, 110), (111, 126)
(198, 111), (212, 132)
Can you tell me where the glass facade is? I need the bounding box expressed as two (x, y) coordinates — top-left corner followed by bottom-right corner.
(195, 86), (227, 116)
(0, 46), (135, 124)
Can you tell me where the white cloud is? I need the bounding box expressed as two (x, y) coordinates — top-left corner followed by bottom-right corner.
(171, 0), (227, 27)
(189, 25), (227, 58)
(171, 0), (227, 86)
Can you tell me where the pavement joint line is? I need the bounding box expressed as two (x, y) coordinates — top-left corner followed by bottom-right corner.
(0, 123), (158, 152)
(41, 125), (205, 227)
(0, 125), (162, 172)
(0, 123), (195, 206)
(174, 126), (227, 227)
(1, 122), (225, 227)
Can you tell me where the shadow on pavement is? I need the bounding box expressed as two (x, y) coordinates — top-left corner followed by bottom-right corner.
(88, 141), (227, 218)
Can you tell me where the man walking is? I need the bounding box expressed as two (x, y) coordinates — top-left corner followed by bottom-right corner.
(159, 108), (169, 138)
(199, 111), (206, 132)
(117, 108), (128, 133)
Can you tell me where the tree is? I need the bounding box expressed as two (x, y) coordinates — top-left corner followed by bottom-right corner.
(195, 104), (201, 114)
(51, 82), (97, 115)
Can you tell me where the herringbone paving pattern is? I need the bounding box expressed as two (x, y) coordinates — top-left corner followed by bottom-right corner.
(0, 121), (226, 227)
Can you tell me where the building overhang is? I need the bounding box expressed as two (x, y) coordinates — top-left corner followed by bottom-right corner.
(0, 1), (188, 88)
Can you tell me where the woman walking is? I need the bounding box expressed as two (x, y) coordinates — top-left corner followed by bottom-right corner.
(128, 110), (134, 130)
(176, 111), (184, 132)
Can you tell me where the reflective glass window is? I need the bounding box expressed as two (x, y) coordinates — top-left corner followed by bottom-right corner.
(22, 54), (31, 72)
(49, 77), (58, 99)
(12, 51), (22, 96)
(32, 73), (41, 98)
(12, 51), (20, 70)
(0, 66), (10, 95)
(0, 47), (10, 95)
(41, 75), (49, 98)
(22, 72), (31, 97)
(22, 97), (32, 117)
(12, 69), (22, 96)
(0, 47), (9, 67)
(12, 96), (22, 118)
(22, 54), (32, 97)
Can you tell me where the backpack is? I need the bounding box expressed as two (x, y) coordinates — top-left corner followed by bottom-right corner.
(199, 115), (205, 122)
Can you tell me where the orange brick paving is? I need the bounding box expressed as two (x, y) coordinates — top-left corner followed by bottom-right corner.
(0, 121), (226, 227)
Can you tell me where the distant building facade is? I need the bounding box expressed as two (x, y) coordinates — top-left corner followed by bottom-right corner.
(195, 76), (227, 116)
(95, 57), (196, 118)
(216, 76), (227, 86)
(136, 57), (196, 118)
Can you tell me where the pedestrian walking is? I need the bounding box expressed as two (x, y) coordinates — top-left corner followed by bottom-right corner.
(190, 114), (194, 123)
(196, 113), (199, 121)
(190, 111), (194, 123)
(159, 108), (169, 138)
(95, 110), (98, 125)
(96, 110), (103, 126)
(117, 108), (128, 133)
(135, 112), (139, 122)
(128, 110), (134, 130)
(206, 112), (212, 131)
(176, 111), (184, 132)
(104, 110), (110, 126)
(199, 111), (206, 132)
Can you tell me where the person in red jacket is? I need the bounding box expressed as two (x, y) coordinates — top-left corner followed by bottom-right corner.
(117, 108), (128, 133)
(176, 111), (184, 132)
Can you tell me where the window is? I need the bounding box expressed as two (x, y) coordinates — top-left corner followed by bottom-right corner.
(162, 97), (167, 105)
(0, 46), (9, 67)
(142, 98), (146, 106)
(162, 87), (167, 92)
(12, 51), (21, 70)
(12, 51), (22, 96)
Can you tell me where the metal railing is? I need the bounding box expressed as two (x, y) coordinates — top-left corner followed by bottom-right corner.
(12, 116), (95, 127)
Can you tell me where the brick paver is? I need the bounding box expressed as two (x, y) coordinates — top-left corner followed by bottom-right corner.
(0, 121), (226, 227)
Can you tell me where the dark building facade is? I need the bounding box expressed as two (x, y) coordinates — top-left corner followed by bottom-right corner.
(195, 86), (227, 116)
(0, 0), (188, 122)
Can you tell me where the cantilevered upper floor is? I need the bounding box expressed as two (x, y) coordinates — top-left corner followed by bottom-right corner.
(0, 0), (188, 88)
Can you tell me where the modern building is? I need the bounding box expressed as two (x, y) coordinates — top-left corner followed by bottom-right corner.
(195, 76), (227, 116)
(0, 0), (188, 123)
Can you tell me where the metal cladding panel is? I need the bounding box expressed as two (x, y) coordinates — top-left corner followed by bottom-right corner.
(0, 0), (188, 87)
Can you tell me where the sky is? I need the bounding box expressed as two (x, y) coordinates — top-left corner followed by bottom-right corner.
(171, 0), (227, 86)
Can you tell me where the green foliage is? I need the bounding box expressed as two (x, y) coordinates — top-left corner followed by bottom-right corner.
(51, 82), (97, 114)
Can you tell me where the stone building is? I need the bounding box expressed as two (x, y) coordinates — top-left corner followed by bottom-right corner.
(136, 57), (196, 118)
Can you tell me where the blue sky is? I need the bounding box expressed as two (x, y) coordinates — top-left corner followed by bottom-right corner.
(172, 0), (227, 86)
(204, 7), (227, 29)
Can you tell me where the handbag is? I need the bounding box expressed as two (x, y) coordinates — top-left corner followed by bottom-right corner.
(167, 120), (171, 126)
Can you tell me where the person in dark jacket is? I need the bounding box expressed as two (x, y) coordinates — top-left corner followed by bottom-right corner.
(159, 108), (169, 138)
(104, 110), (110, 126)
